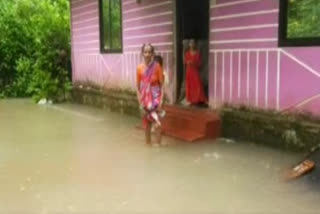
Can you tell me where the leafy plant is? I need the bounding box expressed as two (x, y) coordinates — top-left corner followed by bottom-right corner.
(287, 0), (320, 38)
(0, 0), (71, 102)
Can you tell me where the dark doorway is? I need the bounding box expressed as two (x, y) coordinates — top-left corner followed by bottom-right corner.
(175, 0), (210, 103)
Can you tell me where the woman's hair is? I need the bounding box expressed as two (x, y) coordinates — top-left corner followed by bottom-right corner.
(153, 55), (163, 67)
(141, 43), (155, 55)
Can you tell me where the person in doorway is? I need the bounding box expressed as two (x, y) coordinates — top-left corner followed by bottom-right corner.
(136, 44), (164, 146)
(184, 39), (207, 105)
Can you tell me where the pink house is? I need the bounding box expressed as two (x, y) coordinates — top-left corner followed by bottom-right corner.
(70, 0), (320, 116)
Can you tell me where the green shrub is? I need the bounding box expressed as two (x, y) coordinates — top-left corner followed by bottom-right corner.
(0, 0), (71, 102)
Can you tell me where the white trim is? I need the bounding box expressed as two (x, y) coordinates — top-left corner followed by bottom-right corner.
(72, 24), (99, 32)
(123, 11), (173, 23)
(255, 51), (259, 107)
(281, 49), (320, 78)
(133, 53), (136, 87)
(123, 0), (135, 6)
(72, 9), (99, 19)
(72, 1), (98, 12)
(247, 51), (250, 102)
(210, 38), (277, 44)
(124, 21), (172, 32)
(125, 42), (173, 49)
(73, 40), (99, 45)
(211, 9), (278, 21)
(222, 51), (225, 102)
(238, 51), (241, 99)
(131, 53), (135, 87)
(133, 53), (136, 86)
(124, 32), (172, 40)
(211, 0), (260, 9)
(265, 51), (269, 108)
(73, 32), (99, 39)
(295, 94), (320, 108)
(123, 1), (172, 14)
(121, 49), (124, 78)
(211, 24), (278, 33)
(276, 50), (281, 110)
(124, 50), (173, 54)
(95, 55), (99, 81)
(166, 52), (169, 79)
(86, 53), (100, 56)
(214, 52), (218, 108)
(131, 54), (135, 87)
(229, 51), (233, 102)
(211, 48), (278, 52)
(127, 53), (130, 86)
(73, 48), (100, 51)
(72, 17), (99, 26)
(125, 53), (129, 83)
(129, 53), (132, 85)
(73, 48), (99, 52)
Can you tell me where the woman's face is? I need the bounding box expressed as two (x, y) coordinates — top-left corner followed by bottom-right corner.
(189, 40), (196, 50)
(143, 45), (153, 63)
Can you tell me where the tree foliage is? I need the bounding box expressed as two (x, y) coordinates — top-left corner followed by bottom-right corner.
(0, 0), (71, 102)
(102, 0), (122, 50)
(287, 0), (320, 38)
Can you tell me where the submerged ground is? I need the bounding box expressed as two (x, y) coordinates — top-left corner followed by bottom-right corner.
(0, 99), (319, 213)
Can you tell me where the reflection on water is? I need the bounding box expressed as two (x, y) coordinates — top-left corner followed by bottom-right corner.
(0, 99), (318, 213)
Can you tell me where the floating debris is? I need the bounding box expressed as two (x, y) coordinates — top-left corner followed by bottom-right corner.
(212, 152), (221, 160)
(203, 152), (221, 160)
(220, 138), (236, 144)
(19, 185), (25, 192)
(38, 98), (47, 105)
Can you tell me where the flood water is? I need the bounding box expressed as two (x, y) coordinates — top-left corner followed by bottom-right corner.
(0, 99), (319, 214)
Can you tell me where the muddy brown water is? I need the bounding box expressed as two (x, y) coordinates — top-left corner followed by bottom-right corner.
(0, 99), (319, 214)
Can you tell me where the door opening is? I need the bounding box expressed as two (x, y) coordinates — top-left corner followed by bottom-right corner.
(175, 0), (210, 105)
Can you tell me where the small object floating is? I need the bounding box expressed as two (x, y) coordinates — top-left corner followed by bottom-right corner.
(284, 159), (315, 181)
(38, 98), (47, 105)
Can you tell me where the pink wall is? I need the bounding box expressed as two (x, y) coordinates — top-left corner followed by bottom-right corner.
(210, 0), (320, 115)
(71, 0), (320, 116)
(70, 0), (175, 102)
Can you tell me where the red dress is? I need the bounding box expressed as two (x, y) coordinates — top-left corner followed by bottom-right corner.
(184, 50), (207, 104)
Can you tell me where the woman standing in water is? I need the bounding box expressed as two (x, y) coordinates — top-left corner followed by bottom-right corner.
(184, 39), (207, 105)
(136, 44), (164, 146)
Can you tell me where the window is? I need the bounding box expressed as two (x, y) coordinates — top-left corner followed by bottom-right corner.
(99, 0), (122, 53)
(279, 0), (320, 46)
